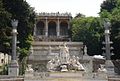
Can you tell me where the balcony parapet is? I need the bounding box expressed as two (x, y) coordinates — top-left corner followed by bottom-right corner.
(38, 12), (72, 17)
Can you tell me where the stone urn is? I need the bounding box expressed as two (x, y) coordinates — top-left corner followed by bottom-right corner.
(112, 60), (120, 74)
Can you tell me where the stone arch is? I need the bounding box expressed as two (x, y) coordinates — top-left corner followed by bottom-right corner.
(48, 21), (57, 36)
(36, 21), (45, 35)
(60, 21), (68, 36)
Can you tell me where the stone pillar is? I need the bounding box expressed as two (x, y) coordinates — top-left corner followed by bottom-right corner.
(68, 18), (71, 29)
(57, 18), (60, 37)
(45, 17), (48, 37)
(8, 19), (19, 76)
(33, 24), (36, 36)
(67, 18), (71, 38)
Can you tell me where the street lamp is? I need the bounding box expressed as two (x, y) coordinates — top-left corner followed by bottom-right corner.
(8, 19), (19, 76)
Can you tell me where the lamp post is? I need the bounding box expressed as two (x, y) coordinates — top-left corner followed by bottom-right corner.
(8, 19), (19, 76)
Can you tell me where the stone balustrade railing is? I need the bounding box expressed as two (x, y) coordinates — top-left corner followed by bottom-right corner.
(38, 12), (72, 17)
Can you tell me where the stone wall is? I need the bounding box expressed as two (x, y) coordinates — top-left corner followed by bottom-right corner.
(0, 52), (11, 66)
(28, 42), (83, 63)
(108, 75), (120, 81)
(81, 55), (93, 73)
(92, 58), (105, 72)
(0, 78), (24, 81)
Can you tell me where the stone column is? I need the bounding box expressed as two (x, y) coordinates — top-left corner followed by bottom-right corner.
(45, 17), (48, 37)
(68, 18), (71, 29)
(33, 24), (36, 36)
(8, 19), (19, 76)
(57, 18), (60, 37)
(103, 19), (111, 60)
(67, 18), (71, 38)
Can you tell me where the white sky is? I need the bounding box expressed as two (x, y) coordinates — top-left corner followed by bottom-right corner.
(26, 0), (105, 17)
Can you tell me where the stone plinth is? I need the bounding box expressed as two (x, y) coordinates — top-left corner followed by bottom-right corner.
(93, 58), (105, 72)
(105, 60), (114, 75)
(0, 78), (24, 81)
(112, 60), (120, 74)
(82, 55), (93, 73)
(108, 78), (120, 81)
(8, 60), (19, 76)
(108, 75), (120, 81)
(49, 72), (84, 78)
(0, 76), (24, 81)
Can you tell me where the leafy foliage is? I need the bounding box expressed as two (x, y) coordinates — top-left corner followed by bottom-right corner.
(74, 13), (85, 18)
(0, 64), (8, 75)
(100, 0), (120, 59)
(100, 0), (117, 12)
(0, 0), (35, 75)
(71, 17), (103, 55)
(0, 0), (11, 53)
(2, 0), (36, 61)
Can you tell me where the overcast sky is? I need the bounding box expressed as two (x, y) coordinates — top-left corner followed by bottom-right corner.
(26, 0), (105, 17)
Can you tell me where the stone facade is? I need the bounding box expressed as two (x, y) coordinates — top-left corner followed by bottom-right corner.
(34, 12), (72, 41)
(28, 12), (83, 70)
(0, 52), (11, 66)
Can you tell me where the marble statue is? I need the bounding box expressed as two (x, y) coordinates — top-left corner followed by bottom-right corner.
(26, 64), (34, 72)
(59, 42), (70, 64)
(84, 45), (87, 55)
(98, 64), (107, 73)
(60, 65), (68, 72)
(47, 58), (57, 71)
(47, 42), (85, 72)
(70, 56), (85, 71)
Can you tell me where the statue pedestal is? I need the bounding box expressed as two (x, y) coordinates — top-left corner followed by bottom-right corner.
(8, 60), (19, 76)
(105, 60), (114, 75)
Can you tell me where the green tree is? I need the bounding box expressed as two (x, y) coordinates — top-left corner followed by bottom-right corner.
(0, 0), (11, 54)
(1, 0), (36, 74)
(3, 0), (36, 61)
(100, 0), (117, 12)
(100, 0), (120, 59)
(71, 17), (103, 55)
(111, 8), (120, 59)
(74, 13), (85, 18)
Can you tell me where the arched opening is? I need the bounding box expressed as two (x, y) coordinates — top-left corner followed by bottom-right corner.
(48, 21), (56, 36)
(36, 21), (44, 35)
(60, 22), (68, 36)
